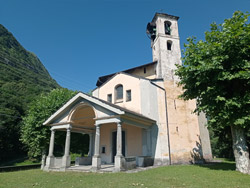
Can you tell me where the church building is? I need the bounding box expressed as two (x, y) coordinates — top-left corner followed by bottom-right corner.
(43, 13), (212, 172)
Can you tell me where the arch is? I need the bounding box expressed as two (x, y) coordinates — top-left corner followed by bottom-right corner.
(115, 84), (123, 102)
(164, 21), (171, 35)
(68, 102), (97, 128)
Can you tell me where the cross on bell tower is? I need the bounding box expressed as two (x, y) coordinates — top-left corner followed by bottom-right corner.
(146, 13), (182, 80)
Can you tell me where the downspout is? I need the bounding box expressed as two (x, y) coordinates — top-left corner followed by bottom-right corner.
(164, 88), (172, 165)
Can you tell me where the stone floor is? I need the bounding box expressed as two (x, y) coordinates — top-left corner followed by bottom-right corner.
(66, 164), (115, 172)
(48, 164), (158, 173)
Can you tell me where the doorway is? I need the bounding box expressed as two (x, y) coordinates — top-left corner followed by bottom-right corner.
(112, 131), (125, 163)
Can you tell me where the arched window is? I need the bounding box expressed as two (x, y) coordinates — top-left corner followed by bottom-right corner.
(167, 40), (172, 51)
(165, 21), (171, 35)
(115, 84), (123, 102)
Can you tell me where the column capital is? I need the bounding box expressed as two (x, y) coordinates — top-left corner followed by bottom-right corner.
(51, 124), (72, 131)
(117, 122), (122, 127)
(95, 123), (100, 127)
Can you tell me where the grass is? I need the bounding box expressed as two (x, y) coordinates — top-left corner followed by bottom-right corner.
(0, 161), (249, 188)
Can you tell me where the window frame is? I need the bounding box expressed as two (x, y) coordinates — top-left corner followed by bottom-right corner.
(164, 21), (172, 35)
(115, 84), (123, 103)
(126, 89), (132, 102)
(167, 40), (172, 51)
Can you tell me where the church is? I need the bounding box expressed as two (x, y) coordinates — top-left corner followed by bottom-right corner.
(43, 12), (212, 172)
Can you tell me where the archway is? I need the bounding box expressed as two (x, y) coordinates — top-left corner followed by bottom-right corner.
(68, 103), (97, 166)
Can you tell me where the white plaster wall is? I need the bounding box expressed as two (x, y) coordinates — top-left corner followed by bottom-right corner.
(152, 16), (182, 80)
(198, 112), (212, 160)
(140, 80), (159, 120)
(92, 88), (99, 98)
(140, 79), (170, 163)
(154, 82), (170, 163)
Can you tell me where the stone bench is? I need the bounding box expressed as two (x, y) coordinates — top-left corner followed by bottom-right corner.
(75, 156), (92, 166)
(124, 156), (136, 170)
(137, 156), (154, 167)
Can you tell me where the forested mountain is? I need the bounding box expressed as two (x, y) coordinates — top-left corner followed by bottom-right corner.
(0, 24), (60, 162)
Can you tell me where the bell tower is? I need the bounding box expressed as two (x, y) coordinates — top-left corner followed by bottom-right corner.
(146, 13), (182, 80)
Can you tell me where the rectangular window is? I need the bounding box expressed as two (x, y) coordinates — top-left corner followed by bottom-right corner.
(101, 146), (106, 154)
(107, 94), (112, 103)
(126, 90), (131, 102)
(167, 41), (172, 51)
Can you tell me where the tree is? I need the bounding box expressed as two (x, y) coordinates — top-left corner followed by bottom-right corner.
(21, 88), (77, 159)
(175, 11), (250, 174)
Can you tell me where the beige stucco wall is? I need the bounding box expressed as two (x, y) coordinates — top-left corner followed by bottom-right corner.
(100, 123), (142, 164)
(164, 80), (203, 164)
(95, 73), (142, 114)
(127, 63), (157, 79)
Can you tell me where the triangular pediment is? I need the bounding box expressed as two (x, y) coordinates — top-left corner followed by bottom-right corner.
(43, 92), (125, 126)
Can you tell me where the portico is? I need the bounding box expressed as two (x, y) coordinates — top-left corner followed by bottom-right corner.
(43, 92), (155, 172)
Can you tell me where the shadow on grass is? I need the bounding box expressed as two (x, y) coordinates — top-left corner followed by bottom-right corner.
(196, 161), (236, 171)
(0, 156), (39, 167)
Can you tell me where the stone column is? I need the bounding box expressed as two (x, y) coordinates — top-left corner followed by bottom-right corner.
(62, 128), (71, 169)
(115, 121), (124, 172)
(64, 128), (71, 156)
(146, 128), (151, 156)
(48, 130), (55, 157)
(92, 124), (101, 171)
(116, 122), (122, 157)
(88, 133), (93, 157)
(44, 129), (55, 170)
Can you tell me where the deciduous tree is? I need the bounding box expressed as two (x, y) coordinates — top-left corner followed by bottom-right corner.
(21, 88), (77, 159)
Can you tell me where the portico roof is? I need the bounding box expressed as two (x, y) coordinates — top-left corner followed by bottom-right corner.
(43, 92), (156, 129)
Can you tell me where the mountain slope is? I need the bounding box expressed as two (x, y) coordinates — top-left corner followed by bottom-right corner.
(0, 24), (60, 162)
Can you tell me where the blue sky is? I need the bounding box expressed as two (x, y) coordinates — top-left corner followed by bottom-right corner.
(1, 0), (249, 92)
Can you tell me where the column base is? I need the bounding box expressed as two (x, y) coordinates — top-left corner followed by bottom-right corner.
(92, 155), (101, 172)
(44, 156), (54, 170)
(62, 155), (71, 168)
(114, 155), (125, 172)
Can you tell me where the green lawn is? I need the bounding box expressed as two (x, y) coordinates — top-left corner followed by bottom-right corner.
(0, 161), (249, 188)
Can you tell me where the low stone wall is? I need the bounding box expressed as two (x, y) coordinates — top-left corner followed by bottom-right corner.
(75, 156), (92, 166)
(137, 156), (154, 167)
(54, 157), (63, 168)
(124, 156), (136, 170)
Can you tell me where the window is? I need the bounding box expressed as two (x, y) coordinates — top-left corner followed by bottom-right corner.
(164, 21), (171, 35)
(115, 84), (123, 102)
(144, 67), (146, 74)
(167, 40), (172, 51)
(126, 90), (131, 102)
(101, 146), (106, 154)
(107, 94), (112, 103)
